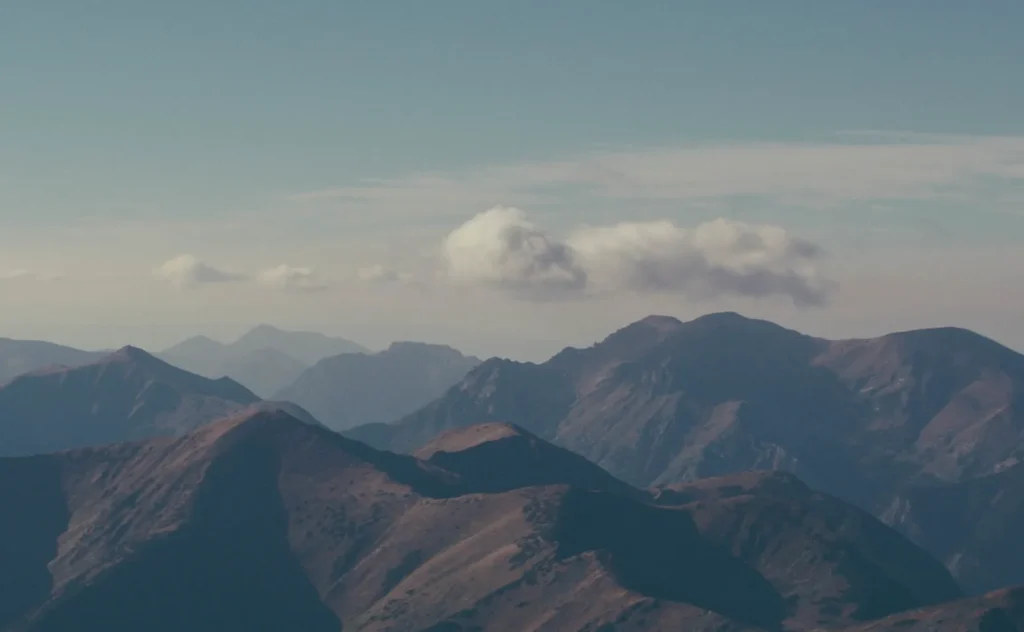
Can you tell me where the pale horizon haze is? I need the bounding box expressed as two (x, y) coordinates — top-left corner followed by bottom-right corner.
(2, 2), (1023, 360)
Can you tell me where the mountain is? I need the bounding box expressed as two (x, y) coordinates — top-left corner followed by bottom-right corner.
(159, 325), (367, 396)
(348, 312), (1024, 593)
(0, 346), (260, 456)
(232, 324), (368, 364)
(274, 341), (481, 431)
(0, 338), (105, 385)
(0, 414), (963, 632)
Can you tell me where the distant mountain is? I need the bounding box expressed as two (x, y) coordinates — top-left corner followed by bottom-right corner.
(0, 414), (963, 631)
(348, 312), (1024, 593)
(0, 338), (105, 385)
(0, 346), (260, 456)
(232, 324), (369, 365)
(274, 341), (480, 431)
(159, 324), (367, 396)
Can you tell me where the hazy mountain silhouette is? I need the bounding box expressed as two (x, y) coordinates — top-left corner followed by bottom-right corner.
(275, 342), (480, 431)
(348, 312), (1024, 593)
(0, 338), (105, 385)
(159, 324), (367, 396)
(231, 324), (369, 364)
(0, 346), (260, 456)
(0, 414), (965, 632)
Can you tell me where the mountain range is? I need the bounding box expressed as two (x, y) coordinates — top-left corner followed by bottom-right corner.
(274, 342), (481, 431)
(348, 312), (1024, 594)
(2, 312), (1024, 629)
(158, 324), (368, 396)
(4, 409), (1008, 632)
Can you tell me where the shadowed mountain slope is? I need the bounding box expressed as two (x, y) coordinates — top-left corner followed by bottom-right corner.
(0, 415), (963, 632)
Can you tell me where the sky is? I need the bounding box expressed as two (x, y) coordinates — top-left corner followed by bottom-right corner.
(2, 1), (1023, 360)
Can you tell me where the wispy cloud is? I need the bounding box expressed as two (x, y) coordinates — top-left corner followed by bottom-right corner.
(0, 269), (63, 282)
(153, 256), (330, 293)
(257, 264), (328, 293)
(291, 133), (1024, 211)
(356, 264), (413, 285)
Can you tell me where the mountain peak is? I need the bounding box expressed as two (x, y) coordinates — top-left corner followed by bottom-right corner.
(108, 345), (162, 364)
(684, 311), (798, 333)
(883, 325), (1019, 359)
(634, 314), (685, 330)
(689, 310), (753, 325)
(383, 341), (472, 361)
(591, 314), (685, 355)
(246, 323), (283, 335)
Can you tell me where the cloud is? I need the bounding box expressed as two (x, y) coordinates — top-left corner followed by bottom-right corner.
(442, 206), (587, 300)
(153, 254), (242, 289)
(439, 207), (830, 306)
(257, 264), (328, 293)
(292, 133), (1024, 210)
(357, 264), (412, 285)
(0, 269), (34, 281)
(0, 269), (63, 282)
(568, 218), (829, 306)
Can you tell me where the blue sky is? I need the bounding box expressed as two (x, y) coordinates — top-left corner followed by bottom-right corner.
(2, 2), (1023, 357)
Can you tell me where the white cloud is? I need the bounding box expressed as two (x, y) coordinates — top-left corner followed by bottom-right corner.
(439, 207), (830, 306)
(357, 264), (412, 285)
(153, 254), (242, 289)
(568, 218), (829, 306)
(442, 206), (587, 300)
(257, 264), (328, 293)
